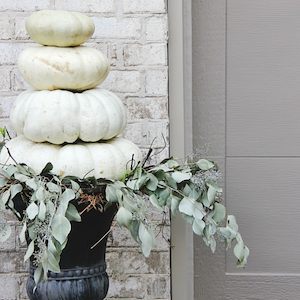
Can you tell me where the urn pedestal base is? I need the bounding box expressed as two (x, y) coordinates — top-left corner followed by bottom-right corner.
(20, 198), (117, 300)
(26, 262), (109, 300)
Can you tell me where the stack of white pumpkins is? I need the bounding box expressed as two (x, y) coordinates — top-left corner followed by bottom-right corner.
(0, 10), (142, 180)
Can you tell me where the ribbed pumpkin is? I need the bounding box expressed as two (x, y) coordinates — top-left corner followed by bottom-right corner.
(0, 135), (142, 180)
(18, 46), (109, 91)
(10, 88), (127, 144)
(25, 10), (95, 47)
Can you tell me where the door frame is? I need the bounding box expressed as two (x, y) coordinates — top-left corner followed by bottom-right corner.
(168, 1), (194, 299)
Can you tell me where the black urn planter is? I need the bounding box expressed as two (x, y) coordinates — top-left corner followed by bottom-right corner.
(15, 196), (116, 300)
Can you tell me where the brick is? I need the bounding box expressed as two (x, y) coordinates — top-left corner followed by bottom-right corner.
(19, 275), (30, 299)
(0, 0), (52, 12)
(11, 67), (31, 91)
(125, 97), (168, 120)
(123, 43), (167, 66)
(122, 120), (169, 148)
(100, 70), (141, 93)
(147, 275), (170, 299)
(0, 13), (14, 39)
(107, 251), (170, 275)
(123, 0), (166, 14)
(55, 0), (114, 13)
(15, 15), (30, 41)
(92, 17), (142, 39)
(0, 274), (19, 300)
(107, 275), (146, 299)
(0, 42), (28, 65)
(146, 16), (168, 41)
(0, 94), (16, 118)
(145, 67), (168, 95)
(0, 66), (12, 91)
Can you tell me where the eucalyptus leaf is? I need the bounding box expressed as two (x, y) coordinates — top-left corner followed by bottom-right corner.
(26, 202), (39, 220)
(138, 222), (153, 257)
(52, 214), (71, 245)
(157, 188), (170, 206)
(26, 178), (38, 190)
(167, 159), (179, 168)
(46, 182), (61, 193)
(106, 185), (118, 202)
(181, 213), (194, 225)
(123, 195), (139, 213)
(183, 184), (192, 197)
(212, 203), (226, 223)
(36, 186), (46, 201)
(165, 173), (177, 189)
(38, 201), (46, 222)
(178, 197), (195, 217)
(192, 218), (205, 236)
(197, 159), (215, 170)
(0, 177), (8, 188)
(7, 165), (18, 178)
(16, 164), (29, 175)
(146, 173), (159, 191)
(233, 240), (245, 261)
(65, 203), (81, 222)
(34, 265), (43, 287)
(14, 173), (30, 182)
(210, 236), (216, 253)
(136, 175), (149, 189)
(227, 215), (239, 232)
(130, 219), (139, 242)
(70, 180), (81, 196)
(0, 190), (10, 207)
(193, 202), (206, 220)
(47, 249), (61, 273)
(116, 207), (132, 229)
(149, 194), (163, 212)
(10, 183), (23, 199)
(24, 240), (35, 261)
(40, 162), (53, 175)
(207, 184), (217, 206)
(189, 188), (200, 201)
(171, 171), (191, 183)
(171, 195), (180, 216)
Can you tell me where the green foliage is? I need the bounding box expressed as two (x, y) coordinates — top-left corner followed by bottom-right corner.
(0, 137), (249, 287)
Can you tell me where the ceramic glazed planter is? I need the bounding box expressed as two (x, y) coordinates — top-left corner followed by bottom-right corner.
(14, 196), (116, 300)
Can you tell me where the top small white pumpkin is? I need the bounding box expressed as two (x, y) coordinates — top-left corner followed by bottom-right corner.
(26, 10), (95, 47)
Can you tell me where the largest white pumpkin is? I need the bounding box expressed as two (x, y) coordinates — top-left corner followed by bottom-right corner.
(0, 135), (142, 180)
(18, 46), (109, 91)
(26, 10), (95, 47)
(10, 88), (127, 144)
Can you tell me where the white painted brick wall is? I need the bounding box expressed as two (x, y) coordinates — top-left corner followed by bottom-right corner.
(0, 1), (169, 299)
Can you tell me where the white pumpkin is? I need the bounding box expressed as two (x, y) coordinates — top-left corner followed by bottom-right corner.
(0, 135), (142, 180)
(18, 46), (109, 91)
(10, 88), (127, 144)
(26, 10), (95, 47)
